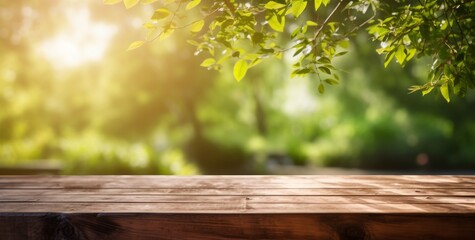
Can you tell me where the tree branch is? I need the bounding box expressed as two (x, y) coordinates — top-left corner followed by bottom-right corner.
(224, 0), (236, 16)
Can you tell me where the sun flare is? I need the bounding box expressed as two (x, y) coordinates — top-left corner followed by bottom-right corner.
(39, 7), (117, 69)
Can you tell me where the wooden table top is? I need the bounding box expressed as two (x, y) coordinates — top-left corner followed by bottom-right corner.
(1, 175), (474, 214)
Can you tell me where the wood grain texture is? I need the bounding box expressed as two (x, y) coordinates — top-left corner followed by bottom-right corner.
(0, 175), (474, 239)
(1, 213), (475, 240)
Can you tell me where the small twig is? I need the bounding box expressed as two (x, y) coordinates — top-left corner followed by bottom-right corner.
(449, 2), (470, 47)
(442, 0), (461, 50)
(312, 0), (350, 41)
(169, 8), (221, 30)
(150, 1), (184, 42)
(343, 13), (376, 38)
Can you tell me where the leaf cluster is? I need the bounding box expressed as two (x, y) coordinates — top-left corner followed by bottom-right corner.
(369, 0), (475, 102)
(106, 0), (475, 101)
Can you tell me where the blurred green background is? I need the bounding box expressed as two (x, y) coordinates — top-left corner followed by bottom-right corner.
(1, 0), (474, 175)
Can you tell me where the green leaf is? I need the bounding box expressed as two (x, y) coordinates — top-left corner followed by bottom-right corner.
(335, 51), (348, 57)
(318, 83), (325, 93)
(338, 38), (349, 49)
(127, 40), (144, 51)
(440, 83), (450, 102)
(233, 59), (248, 82)
(422, 86), (434, 96)
(200, 58), (215, 67)
(293, 46), (306, 57)
(267, 14), (285, 32)
(324, 79), (339, 85)
(406, 48), (417, 61)
(291, 27), (300, 38)
(317, 56), (331, 64)
(440, 20), (448, 30)
(289, 0), (307, 18)
(395, 45), (406, 65)
(103, 0), (121, 5)
(295, 68), (312, 74)
(384, 51), (395, 68)
(333, 73), (340, 80)
(314, 0), (322, 11)
(152, 9), (171, 21)
(264, 1), (286, 10)
(250, 58), (263, 68)
(191, 20), (205, 32)
(322, 0), (330, 6)
(306, 20), (318, 26)
(318, 66), (331, 74)
(186, 0), (201, 10)
(124, 0), (139, 9)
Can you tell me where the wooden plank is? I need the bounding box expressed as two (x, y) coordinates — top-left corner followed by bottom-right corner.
(1, 175), (473, 184)
(1, 188), (474, 196)
(1, 175), (472, 182)
(1, 195), (474, 204)
(0, 202), (474, 213)
(1, 213), (475, 240)
(0, 180), (475, 189)
(0, 175), (474, 239)
(1, 176), (474, 189)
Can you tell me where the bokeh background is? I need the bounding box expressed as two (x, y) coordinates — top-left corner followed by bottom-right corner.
(1, 0), (475, 175)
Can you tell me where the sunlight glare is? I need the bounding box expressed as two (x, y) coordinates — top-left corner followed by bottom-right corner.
(39, 7), (118, 69)
(281, 80), (318, 116)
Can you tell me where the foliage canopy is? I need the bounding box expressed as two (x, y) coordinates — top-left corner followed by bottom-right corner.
(107, 0), (474, 102)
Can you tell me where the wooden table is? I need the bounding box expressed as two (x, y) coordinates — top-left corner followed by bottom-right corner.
(0, 175), (474, 239)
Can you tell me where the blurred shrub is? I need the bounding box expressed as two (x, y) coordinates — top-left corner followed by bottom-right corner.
(57, 133), (199, 175)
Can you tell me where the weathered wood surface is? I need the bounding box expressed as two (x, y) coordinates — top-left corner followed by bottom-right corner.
(0, 175), (474, 239)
